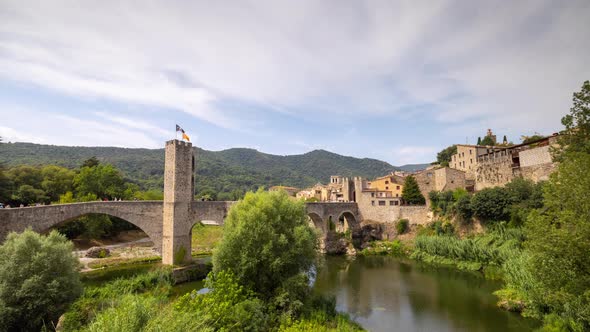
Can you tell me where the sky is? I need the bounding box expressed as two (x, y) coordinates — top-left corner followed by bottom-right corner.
(0, 1), (589, 165)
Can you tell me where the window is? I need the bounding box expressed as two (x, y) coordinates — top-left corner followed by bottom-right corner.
(371, 193), (375, 197)
(385, 186), (389, 190)
(378, 200), (386, 206)
(371, 200), (375, 206)
(394, 201), (399, 206)
(396, 186), (400, 190)
(470, 158), (473, 164)
(389, 201), (395, 206)
(385, 181), (389, 184)
(469, 149), (472, 155)
(396, 193), (399, 197)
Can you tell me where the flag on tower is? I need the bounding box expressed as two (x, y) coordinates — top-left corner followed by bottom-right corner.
(175, 124), (190, 141)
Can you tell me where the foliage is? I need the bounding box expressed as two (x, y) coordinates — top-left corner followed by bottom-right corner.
(521, 133), (545, 145)
(480, 135), (495, 146)
(396, 219), (409, 234)
(401, 175), (425, 205)
(191, 224), (224, 255)
(359, 240), (407, 256)
(411, 226), (524, 271)
(175, 270), (268, 331)
(515, 153), (590, 329)
(0, 229), (82, 331)
(213, 189), (317, 300)
(60, 269), (173, 331)
(471, 187), (512, 222)
(0, 142), (403, 197)
(455, 194), (473, 222)
(436, 145), (457, 167)
(74, 164), (128, 200)
(559, 80), (590, 156)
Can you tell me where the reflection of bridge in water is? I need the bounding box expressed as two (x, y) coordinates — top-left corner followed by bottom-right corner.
(0, 140), (359, 265)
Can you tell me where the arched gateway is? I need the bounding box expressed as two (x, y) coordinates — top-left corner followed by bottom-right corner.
(0, 140), (360, 265)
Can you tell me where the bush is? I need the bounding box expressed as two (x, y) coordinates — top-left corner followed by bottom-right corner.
(396, 219), (409, 234)
(455, 195), (473, 222)
(213, 189), (317, 300)
(0, 229), (82, 331)
(471, 187), (512, 222)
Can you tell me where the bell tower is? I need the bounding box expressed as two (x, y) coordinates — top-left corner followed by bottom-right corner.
(162, 139), (194, 265)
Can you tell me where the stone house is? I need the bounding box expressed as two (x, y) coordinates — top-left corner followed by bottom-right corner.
(474, 134), (559, 190)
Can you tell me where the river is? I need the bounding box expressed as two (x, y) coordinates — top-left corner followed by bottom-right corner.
(313, 255), (539, 332)
(81, 255), (539, 331)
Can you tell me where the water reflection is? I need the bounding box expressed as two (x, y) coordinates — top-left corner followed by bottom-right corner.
(313, 256), (539, 332)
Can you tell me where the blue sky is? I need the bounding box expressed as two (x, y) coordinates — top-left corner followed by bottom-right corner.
(0, 1), (589, 165)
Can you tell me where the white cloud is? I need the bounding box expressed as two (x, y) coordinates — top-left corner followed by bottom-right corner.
(0, 0), (588, 156)
(390, 146), (438, 165)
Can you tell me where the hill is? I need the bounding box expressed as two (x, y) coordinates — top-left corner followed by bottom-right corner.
(0, 142), (428, 196)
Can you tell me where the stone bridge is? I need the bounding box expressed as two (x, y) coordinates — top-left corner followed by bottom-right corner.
(0, 200), (359, 255)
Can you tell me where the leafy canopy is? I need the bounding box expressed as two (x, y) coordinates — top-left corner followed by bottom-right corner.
(401, 175), (425, 205)
(436, 145), (457, 167)
(560, 80), (590, 155)
(212, 189), (317, 299)
(0, 229), (82, 331)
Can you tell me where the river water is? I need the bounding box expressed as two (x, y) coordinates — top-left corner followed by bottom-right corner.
(81, 255), (539, 331)
(313, 255), (539, 332)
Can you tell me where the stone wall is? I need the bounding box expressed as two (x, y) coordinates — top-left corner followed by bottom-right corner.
(475, 154), (514, 190)
(521, 162), (556, 183)
(434, 167), (466, 192)
(520, 145), (552, 167)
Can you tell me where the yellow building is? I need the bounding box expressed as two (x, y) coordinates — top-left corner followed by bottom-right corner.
(366, 174), (404, 198)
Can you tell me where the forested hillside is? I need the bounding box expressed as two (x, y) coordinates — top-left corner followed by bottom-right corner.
(0, 142), (429, 197)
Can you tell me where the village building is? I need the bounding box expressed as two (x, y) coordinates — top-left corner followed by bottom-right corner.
(268, 185), (299, 197)
(474, 134), (559, 190)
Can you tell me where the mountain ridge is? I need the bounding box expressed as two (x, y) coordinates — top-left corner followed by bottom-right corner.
(0, 142), (430, 196)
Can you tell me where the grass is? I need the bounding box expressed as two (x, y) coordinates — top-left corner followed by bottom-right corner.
(358, 240), (409, 257)
(410, 226), (524, 274)
(191, 224), (224, 255)
(87, 255), (161, 269)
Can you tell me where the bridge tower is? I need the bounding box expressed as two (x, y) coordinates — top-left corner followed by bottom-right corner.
(162, 139), (195, 265)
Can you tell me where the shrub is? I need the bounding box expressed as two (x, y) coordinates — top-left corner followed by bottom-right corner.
(455, 195), (473, 222)
(471, 187), (512, 222)
(213, 189), (317, 300)
(396, 219), (409, 234)
(0, 229), (82, 331)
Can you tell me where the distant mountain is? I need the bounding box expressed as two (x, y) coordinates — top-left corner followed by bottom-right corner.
(397, 163), (431, 172)
(0, 142), (428, 195)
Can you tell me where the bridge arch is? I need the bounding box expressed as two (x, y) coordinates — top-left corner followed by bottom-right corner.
(337, 210), (359, 232)
(0, 201), (164, 251)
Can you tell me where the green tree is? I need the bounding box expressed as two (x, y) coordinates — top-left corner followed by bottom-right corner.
(471, 187), (511, 222)
(455, 194), (473, 222)
(74, 164), (127, 200)
(480, 135), (495, 146)
(12, 184), (48, 205)
(523, 153), (590, 328)
(212, 189), (317, 299)
(559, 80), (590, 156)
(401, 175), (425, 205)
(436, 145), (457, 167)
(477, 137), (482, 145)
(40, 165), (75, 202)
(0, 229), (82, 331)
(81, 156), (100, 168)
(6, 165), (43, 189)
